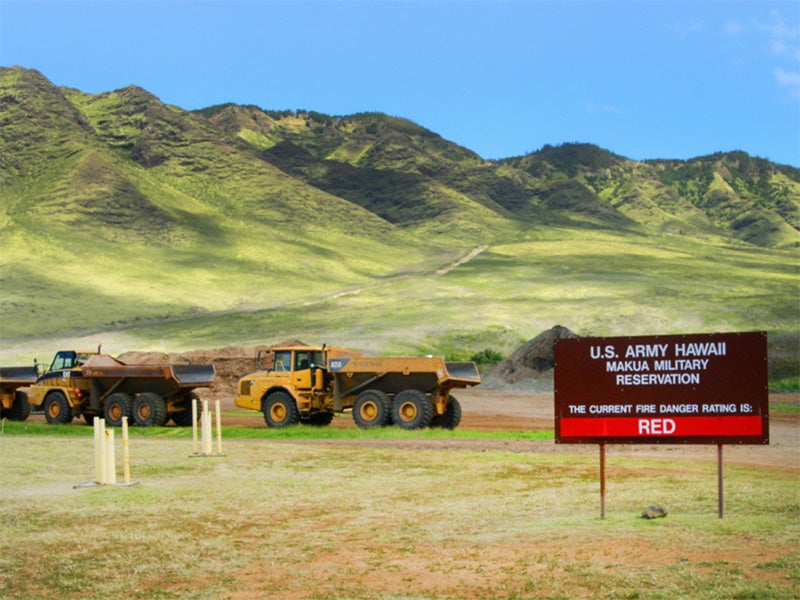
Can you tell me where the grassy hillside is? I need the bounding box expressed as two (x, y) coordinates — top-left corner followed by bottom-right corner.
(0, 67), (798, 376)
(0, 68), (451, 342)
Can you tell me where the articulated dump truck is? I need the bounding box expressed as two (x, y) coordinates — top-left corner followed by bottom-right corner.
(0, 366), (38, 421)
(235, 344), (481, 429)
(28, 349), (216, 427)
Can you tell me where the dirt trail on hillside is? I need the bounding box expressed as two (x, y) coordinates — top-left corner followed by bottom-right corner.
(435, 245), (487, 275)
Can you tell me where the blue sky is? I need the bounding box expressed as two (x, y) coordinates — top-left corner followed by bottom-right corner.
(2, 1), (799, 166)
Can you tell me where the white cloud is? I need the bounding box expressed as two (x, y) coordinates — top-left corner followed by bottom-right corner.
(756, 9), (800, 101)
(671, 19), (706, 37)
(760, 9), (800, 61)
(585, 102), (626, 115)
(774, 67), (800, 100)
(723, 20), (745, 37)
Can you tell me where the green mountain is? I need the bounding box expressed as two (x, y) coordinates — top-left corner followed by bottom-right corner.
(1, 66), (798, 376)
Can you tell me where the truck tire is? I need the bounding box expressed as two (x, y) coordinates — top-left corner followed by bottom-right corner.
(431, 395), (462, 430)
(392, 389), (433, 430)
(353, 389), (391, 429)
(133, 392), (168, 427)
(104, 393), (133, 427)
(5, 391), (31, 421)
(263, 391), (299, 428)
(170, 392), (199, 427)
(44, 391), (74, 424)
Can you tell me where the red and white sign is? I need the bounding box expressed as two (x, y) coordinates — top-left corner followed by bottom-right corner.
(554, 332), (769, 444)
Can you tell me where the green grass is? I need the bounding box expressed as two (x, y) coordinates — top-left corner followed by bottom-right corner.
(0, 419), (553, 440)
(0, 434), (797, 599)
(2, 227), (797, 379)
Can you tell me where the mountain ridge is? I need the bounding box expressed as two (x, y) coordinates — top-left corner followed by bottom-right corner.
(3, 66), (798, 248)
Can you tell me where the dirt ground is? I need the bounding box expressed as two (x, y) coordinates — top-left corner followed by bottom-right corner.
(212, 388), (800, 599)
(17, 385), (799, 599)
(205, 387), (799, 470)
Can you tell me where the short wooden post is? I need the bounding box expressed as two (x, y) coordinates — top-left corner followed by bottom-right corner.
(215, 399), (223, 455)
(122, 417), (131, 485)
(94, 417), (105, 484)
(104, 428), (116, 485)
(192, 398), (199, 455)
(202, 400), (212, 456)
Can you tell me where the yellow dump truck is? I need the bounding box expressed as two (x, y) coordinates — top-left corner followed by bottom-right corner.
(0, 366), (38, 421)
(28, 349), (216, 427)
(235, 344), (481, 429)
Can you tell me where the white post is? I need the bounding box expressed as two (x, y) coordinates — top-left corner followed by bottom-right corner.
(94, 417), (106, 484)
(122, 416), (131, 485)
(215, 399), (223, 455)
(192, 397), (199, 455)
(202, 400), (212, 456)
(104, 428), (116, 485)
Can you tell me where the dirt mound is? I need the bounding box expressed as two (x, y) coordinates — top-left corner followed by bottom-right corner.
(118, 345), (271, 398)
(482, 325), (578, 390)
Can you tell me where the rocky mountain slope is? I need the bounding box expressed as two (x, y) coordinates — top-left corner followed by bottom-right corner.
(3, 66), (798, 250)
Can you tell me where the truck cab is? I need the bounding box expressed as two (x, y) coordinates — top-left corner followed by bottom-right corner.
(236, 345), (358, 426)
(46, 350), (97, 373)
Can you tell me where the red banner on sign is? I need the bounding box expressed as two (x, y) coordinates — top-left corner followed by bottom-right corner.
(560, 416), (764, 438)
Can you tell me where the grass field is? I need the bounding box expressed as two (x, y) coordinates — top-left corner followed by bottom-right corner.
(2, 228), (798, 373)
(1, 427), (797, 599)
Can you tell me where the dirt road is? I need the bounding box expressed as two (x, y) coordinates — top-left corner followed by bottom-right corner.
(214, 387), (798, 470)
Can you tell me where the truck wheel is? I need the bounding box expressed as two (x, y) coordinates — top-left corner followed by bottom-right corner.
(263, 391), (299, 428)
(133, 392), (168, 427)
(392, 389), (433, 430)
(5, 391), (31, 421)
(44, 392), (74, 424)
(353, 389), (391, 429)
(431, 395), (462, 430)
(104, 393), (133, 427)
(170, 392), (199, 427)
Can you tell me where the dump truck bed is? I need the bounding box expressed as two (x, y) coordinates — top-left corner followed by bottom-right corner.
(0, 366), (39, 387)
(443, 361), (482, 384)
(79, 363), (216, 395)
(327, 355), (480, 400)
(329, 356), (480, 383)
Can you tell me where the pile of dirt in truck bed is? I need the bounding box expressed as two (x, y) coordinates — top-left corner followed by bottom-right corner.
(117, 340), (307, 397)
(481, 325), (578, 391)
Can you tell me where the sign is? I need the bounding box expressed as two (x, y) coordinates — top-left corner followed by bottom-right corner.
(554, 331), (768, 444)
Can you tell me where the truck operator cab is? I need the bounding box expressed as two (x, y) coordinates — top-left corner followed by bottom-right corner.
(47, 351), (96, 373)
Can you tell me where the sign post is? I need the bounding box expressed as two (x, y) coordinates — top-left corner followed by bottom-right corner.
(718, 444), (724, 519)
(554, 331), (769, 518)
(599, 443), (606, 520)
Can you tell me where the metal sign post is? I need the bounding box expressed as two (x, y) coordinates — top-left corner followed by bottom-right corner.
(718, 444), (724, 519)
(599, 443), (606, 520)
